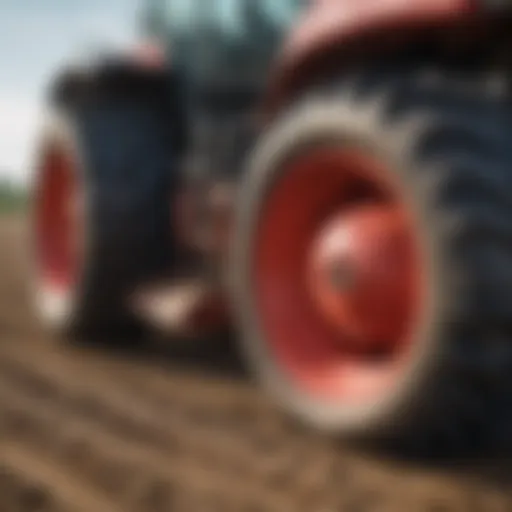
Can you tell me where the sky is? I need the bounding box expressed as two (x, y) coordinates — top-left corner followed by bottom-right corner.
(0, 0), (142, 184)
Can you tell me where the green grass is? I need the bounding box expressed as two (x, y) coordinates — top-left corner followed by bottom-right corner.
(0, 182), (28, 214)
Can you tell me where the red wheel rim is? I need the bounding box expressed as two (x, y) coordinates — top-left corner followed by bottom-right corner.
(253, 147), (423, 404)
(34, 144), (82, 297)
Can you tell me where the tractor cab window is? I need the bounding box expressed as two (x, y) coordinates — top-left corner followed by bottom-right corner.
(162, 0), (307, 86)
(152, 0), (307, 178)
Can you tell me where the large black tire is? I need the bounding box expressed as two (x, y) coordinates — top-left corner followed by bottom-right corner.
(32, 97), (176, 342)
(232, 63), (512, 455)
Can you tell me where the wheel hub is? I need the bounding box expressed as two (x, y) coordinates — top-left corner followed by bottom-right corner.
(308, 204), (415, 352)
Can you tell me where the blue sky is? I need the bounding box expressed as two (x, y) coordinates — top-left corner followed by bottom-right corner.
(0, 0), (141, 184)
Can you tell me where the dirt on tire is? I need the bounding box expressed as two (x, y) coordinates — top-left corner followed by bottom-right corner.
(1, 215), (512, 512)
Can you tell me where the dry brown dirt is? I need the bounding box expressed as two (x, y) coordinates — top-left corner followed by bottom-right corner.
(1, 215), (512, 512)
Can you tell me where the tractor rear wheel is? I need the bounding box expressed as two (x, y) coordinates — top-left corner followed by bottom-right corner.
(232, 65), (512, 454)
(32, 102), (174, 342)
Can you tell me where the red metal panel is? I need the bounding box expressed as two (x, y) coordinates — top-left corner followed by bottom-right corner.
(264, 0), (478, 115)
(286, 0), (474, 57)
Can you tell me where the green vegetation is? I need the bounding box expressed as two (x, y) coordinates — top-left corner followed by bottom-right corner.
(0, 179), (28, 214)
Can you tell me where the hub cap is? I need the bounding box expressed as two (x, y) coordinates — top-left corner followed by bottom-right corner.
(308, 205), (414, 352)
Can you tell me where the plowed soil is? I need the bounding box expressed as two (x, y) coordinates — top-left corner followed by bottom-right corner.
(1, 215), (512, 512)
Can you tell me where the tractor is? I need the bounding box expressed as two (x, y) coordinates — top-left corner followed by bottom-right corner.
(30, 0), (512, 452)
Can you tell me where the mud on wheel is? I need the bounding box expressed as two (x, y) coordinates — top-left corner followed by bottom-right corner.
(232, 64), (512, 454)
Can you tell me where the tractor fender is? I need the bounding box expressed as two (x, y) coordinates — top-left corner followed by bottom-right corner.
(49, 41), (170, 105)
(263, 0), (482, 117)
(48, 43), (188, 154)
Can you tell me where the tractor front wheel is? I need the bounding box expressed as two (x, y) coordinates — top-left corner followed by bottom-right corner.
(31, 103), (175, 342)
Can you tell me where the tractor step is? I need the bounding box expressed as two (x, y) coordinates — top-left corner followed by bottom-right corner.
(132, 280), (228, 337)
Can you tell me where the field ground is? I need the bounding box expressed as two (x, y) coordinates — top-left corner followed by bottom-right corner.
(1, 215), (512, 512)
